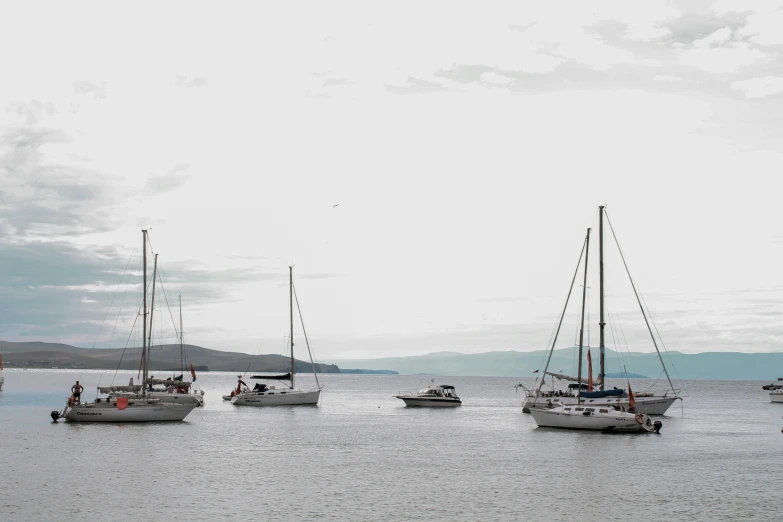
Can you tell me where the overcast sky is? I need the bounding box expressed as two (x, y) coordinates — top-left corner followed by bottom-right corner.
(1, 0), (782, 360)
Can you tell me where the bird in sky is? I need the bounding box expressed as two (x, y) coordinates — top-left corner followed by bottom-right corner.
(333, 204), (340, 208)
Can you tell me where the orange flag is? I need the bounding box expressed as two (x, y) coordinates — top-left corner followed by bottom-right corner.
(627, 379), (636, 409)
(587, 349), (593, 392)
(116, 397), (129, 410)
(190, 362), (197, 382)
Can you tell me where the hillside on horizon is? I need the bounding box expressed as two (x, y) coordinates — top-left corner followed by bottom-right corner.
(0, 340), (342, 374)
(326, 347), (783, 380)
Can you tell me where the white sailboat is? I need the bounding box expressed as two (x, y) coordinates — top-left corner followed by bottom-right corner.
(112, 296), (204, 407)
(51, 230), (197, 422)
(524, 206), (680, 416)
(529, 226), (660, 433)
(231, 266), (322, 407)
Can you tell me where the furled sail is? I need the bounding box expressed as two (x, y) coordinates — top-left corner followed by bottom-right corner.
(544, 371), (603, 387)
(98, 385), (143, 393)
(149, 378), (191, 387)
(250, 373), (292, 380)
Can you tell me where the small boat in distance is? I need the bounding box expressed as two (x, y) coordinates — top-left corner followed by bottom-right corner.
(763, 378), (783, 392)
(395, 383), (462, 407)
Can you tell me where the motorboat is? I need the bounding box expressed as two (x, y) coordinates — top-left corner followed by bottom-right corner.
(770, 389), (783, 403)
(395, 384), (462, 407)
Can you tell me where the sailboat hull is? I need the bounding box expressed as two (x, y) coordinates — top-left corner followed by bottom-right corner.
(524, 395), (677, 415)
(531, 405), (654, 432)
(64, 402), (196, 422)
(231, 389), (320, 406)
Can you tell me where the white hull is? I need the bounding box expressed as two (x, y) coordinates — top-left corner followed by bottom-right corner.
(524, 395), (677, 415)
(770, 391), (783, 403)
(63, 401), (196, 422)
(531, 405), (654, 432)
(397, 397), (462, 407)
(232, 389), (320, 406)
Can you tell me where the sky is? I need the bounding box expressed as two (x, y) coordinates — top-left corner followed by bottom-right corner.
(1, 0), (782, 360)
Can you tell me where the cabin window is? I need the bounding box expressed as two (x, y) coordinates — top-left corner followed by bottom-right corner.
(575, 407), (584, 411)
(599, 409), (609, 413)
(585, 408), (595, 412)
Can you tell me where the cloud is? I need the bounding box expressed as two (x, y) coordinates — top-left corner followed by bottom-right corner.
(175, 75), (209, 88)
(0, 110), (121, 239)
(144, 163), (191, 194)
(385, 77), (450, 95)
(680, 42), (768, 74)
(323, 77), (351, 87)
(72, 81), (107, 99)
(732, 76), (783, 98)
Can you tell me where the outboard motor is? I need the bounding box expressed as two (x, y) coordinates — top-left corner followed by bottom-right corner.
(653, 420), (663, 434)
(50, 410), (61, 422)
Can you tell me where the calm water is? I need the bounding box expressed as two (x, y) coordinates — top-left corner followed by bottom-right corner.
(0, 369), (780, 521)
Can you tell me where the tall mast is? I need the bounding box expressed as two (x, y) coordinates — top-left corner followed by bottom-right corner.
(179, 295), (184, 376)
(142, 230), (148, 396)
(289, 265), (295, 389)
(577, 228), (591, 405)
(146, 254), (158, 379)
(599, 205), (605, 391)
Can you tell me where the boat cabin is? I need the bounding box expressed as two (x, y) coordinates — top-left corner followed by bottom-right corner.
(416, 385), (459, 399)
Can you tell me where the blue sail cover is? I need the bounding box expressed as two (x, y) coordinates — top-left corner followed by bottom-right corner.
(580, 388), (624, 398)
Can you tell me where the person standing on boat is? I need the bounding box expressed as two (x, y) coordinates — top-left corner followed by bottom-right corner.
(71, 381), (84, 404)
(235, 376), (247, 396)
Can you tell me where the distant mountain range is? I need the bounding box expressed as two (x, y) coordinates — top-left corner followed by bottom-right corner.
(3, 341), (782, 380)
(326, 347), (783, 380)
(0, 341), (344, 374)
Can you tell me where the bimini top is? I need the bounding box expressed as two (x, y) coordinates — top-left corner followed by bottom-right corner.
(438, 385), (456, 390)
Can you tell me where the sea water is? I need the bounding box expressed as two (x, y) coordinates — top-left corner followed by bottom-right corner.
(0, 369), (779, 521)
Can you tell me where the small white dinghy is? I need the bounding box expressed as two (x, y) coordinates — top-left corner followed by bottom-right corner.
(395, 384), (462, 407)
